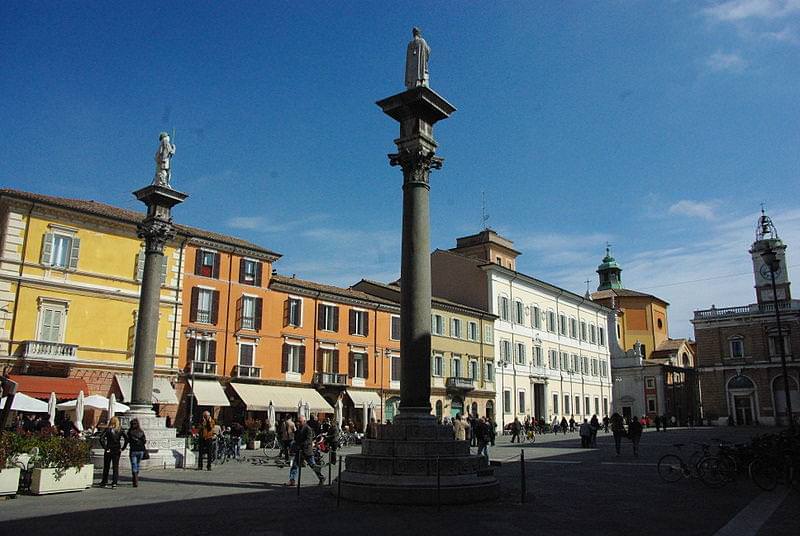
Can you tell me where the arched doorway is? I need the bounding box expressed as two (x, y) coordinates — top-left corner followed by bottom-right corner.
(435, 400), (443, 420)
(384, 397), (400, 423)
(471, 401), (478, 417)
(486, 400), (495, 420)
(772, 375), (799, 426)
(727, 375), (756, 425)
(450, 397), (463, 418)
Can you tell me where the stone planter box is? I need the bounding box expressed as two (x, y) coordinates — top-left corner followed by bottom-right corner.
(246, 440), (261, 450)
(0, 467), (21, 496)
(30, 464), (94, 495)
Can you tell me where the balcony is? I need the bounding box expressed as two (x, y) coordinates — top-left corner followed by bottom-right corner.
(21, 340), (78, 361)
(445, 376), (475, 392)
(189, 360), (217, 376)
(233, 365), (261, 379)
(313, 372), (348, 387)
(694, 300), (800, 320)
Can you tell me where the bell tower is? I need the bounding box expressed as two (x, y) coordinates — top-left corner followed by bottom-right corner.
(750, 208), (791, 304)
(597, 244), (623, 291)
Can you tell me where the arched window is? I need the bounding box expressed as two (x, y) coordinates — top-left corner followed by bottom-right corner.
(435, 400), (443, 419)
(727, 375), (755, 390)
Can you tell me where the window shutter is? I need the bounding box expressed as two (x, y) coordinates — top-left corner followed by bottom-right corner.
(363, 352), (369, 378)
(316, 349), (324, 372)
(136, 250), (145, 281)
(349, 352), (355, 377)
(194, 250), (202, 275)
(255, 262), (262, 287)
(210, 290), (220, 325)
(160, 256), (168, 285)
(283, 299), (290, 327)
(190, 287), (199, 322)
(238, 258), (246, 284)
(363, 312), (369, 337)
(349, 309), (356, 335)
(208, 340), (217, 363)
(318, 304), (324, 328)
(68, 237), (80, 269)
(41, 233), (54, 265)
(333, 350), (339, 372)
(298, 345), (306, 373)
(254, 298), (263, 331)
(186, 338), (196, 363)
(332, 306), (339, 332)
(212, 253), (220, 279)
(281, 344), (289, 373)
(235, 296), (243, 331)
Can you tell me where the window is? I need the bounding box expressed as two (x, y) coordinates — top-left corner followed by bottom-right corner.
(135, 248), (168, 285)
(38, 300), (67, 342)
(532, 306), (541, 329)
(514, 300), (524, 324)
(500, 340), (511, 363)
(569, 318), (577, 339)
(533, 346), (543, 367)
(451, 318), (462, 338)
(591, 359), (598, 376)
(319, 304), (339, 332)
(547, 311), (556, 332)
(552, 393), (559, 415)
(350, 309), (369, 336)
(581, 356), (589, 375)
(485, 362), (494, 382)
(351, 352), (367, 379)
(283, 343), (305, 373)
(581, 321), (587, 341)
(195, 249), (220, 278)
(559, 314), (567, 336)
(484, 325), (493, 344)
(390, 354), (401, 382)
(590, 324), (597, 344)
(585, 397), (590, 416)
(503, 390), (512, 414)
(319, 348), (338, 373)
(600, 360), (608, 377)
(647, 398), (657, 413)
(603, 398), (609, 417)
(572, 354), (579, 372)
(729, 337), (744, 359)
(560, 352), (568, 371)
(191, 288), (218, 324)
(42, 231), (80, 269)
(640, 344), (647, 358)
(192, 338), (217, 363)
(391, 315), (401, 341)
(515, 342), (526, 365)
(238, 342), (255, 367)
(549, 349), (558, 369)
(496, 256), (502, 265)
(499, 296), (510, 321)
(599, 327), (606, 347)
(575, 396), (580, 415)
(431, 314), (445, 335)
(286, 297), (302, 327)
(594, 397), (600, 416)
(469, 360), (478, 380)
(467, 321), (478, 341)
(452, 356), (462, 377)
(564, 395), (571, 415)
(768, 331), (791, 358)
(237, 295), (262, 331)
(239, 258), (261, 286)
(433, 354), (444, 376)
(646, 377), (655, 389)
(518, 391), (526, 414)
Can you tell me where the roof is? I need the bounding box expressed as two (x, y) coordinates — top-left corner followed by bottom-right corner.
(270, 274), (397, 307)
(0, 188), (281, 259)
(651, 339), (694, 359)
(591, 288), (669, 305)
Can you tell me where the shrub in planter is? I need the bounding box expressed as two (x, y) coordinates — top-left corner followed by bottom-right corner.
(32, 432), (91, 479)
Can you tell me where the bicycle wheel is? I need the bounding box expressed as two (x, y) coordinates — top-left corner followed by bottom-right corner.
(529, 433), (536, 444)
(698, 456), (727, 489)
(749, 457), (779, 491)
(263, 439), (280, 459)
(658, 454), (685, 483)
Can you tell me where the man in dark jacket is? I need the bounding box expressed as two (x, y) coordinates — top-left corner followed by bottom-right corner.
(628, 416), (643, 457)
(287, 415), (324, 486)
(475, 417), (490, 459)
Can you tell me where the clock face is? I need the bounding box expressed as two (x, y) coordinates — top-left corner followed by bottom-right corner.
(760, 263), (780, 281)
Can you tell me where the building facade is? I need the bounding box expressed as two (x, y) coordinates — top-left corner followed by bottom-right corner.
(693, 211), (800, 426)
(431, 230), (614, 428)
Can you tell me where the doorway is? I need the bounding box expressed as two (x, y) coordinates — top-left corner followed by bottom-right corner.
(733, 396), (753, 425)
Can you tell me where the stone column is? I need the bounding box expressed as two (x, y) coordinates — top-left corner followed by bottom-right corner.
(130, 185), (187, 413)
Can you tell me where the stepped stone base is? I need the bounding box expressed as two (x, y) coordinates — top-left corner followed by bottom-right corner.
(334, 414), (499, 504)
(91, 410), (194, 470)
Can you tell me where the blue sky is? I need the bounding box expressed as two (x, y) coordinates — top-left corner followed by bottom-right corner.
(2, 1), (799, 338)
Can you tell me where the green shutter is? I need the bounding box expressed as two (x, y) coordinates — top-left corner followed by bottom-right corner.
(41, 233), (54, 266)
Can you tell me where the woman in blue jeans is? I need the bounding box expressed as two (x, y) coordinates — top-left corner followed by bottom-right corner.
(127, 418), (147, 488)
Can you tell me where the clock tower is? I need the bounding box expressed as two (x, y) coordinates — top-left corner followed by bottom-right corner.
(750, 208), (791, 304)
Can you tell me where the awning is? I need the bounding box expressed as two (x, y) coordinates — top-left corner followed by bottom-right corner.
(346, 390), (382, 408)
(0, 392), (49, 413)
(8, 374), (89, 400)
(229, 383), (332, 413)
(190, 379), (230, 407)
(114, 374), (179, 405)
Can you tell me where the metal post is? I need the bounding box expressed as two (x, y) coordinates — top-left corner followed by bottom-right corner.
(520, 449), (526, 504)
(336, 456), (342, 507)
(436, 456), (441, 511)
(328, 457), (332, 485)
(769, 268), (795, 432)
(296, 456), (301, 497)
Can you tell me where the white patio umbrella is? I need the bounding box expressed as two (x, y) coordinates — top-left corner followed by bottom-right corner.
(58, 394), (130, 413)
(48, 392), (57, 425)
(108, 393), (117, 420)
(74, 390), (85, 432)
(303, 402), (310, 420)
(335, 398), (343, 429)
(267, 402), (276, 432)
(0, 392), (48, 413)
(362, 403), (368, 433)
(297, 400), (303, 418)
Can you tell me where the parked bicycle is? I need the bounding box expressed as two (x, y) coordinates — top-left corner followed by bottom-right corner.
(657, 443), (728, 488)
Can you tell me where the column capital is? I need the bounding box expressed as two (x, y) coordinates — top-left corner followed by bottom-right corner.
(389, 148), (444, 186)
(137, 217), (176, 254)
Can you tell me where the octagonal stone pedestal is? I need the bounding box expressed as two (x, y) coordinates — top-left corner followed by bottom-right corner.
(334, 418), (499, 504)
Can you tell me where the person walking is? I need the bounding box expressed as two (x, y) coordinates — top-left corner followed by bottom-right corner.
(127, 418), (147, 488)
(552, 415), (560, 434)
(510, 417), (521, 443)
(475, 416), (490, 459)
(655, 415), (661, 432)
(628, 416), (643, 457)
(568, 416), (576, 433)
(610, 412), (625, 456)
(488, 417), (497, 446)
(453, 413), (470, 441)
(579, 418), (591, 448)
(99, 416), (128, 488)
(589, 415), (599, 448)
(560, 416), (568, 435)
(197, 411), (215, 471)
(287, 415), (325, 486)
(602, 415), (610, 433)
(279, 414), (296, 463)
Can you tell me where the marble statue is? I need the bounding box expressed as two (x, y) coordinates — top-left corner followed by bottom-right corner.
(153, 132), (176, 187)
(634, 339), (643, 358)
(404, 27), (430, 89)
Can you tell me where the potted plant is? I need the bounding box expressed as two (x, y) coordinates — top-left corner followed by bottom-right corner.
(244, 418), (261, 450)
(29, 430), (92, 495)
(0, 431), (23, 497)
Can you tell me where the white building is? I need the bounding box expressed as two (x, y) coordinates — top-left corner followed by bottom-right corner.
(431, 230), (614, 428)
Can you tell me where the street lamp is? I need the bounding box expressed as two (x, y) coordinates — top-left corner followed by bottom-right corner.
(761, 245), (795, 432)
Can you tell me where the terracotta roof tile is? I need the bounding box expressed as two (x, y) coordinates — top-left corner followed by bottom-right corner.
(270, 274), (397, 306)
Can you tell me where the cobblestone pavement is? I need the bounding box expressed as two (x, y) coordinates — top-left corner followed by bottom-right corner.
(1, 426), (797, 535)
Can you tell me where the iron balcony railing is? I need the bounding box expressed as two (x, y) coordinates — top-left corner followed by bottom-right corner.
(189, 360), (217, 376)
(313, 372), (348, 386)
(21, 340), (78, 360)
(233, 365), (261, 379)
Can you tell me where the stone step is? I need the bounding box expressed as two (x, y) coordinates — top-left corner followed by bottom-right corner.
(344, 453), (488, 477)
(362, 438), (470, 457)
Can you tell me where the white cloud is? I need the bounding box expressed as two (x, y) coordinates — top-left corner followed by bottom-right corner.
(703, 0), (800, 22)
(706, 51), (748, 72)
(224, 213), (329, 233)
(226, 216), (266, 230)
(668, 200), (718, 220)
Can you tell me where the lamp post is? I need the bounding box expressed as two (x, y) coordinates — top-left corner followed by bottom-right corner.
(761, 246), (795, 431)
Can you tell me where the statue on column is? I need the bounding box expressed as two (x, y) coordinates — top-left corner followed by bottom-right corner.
(153, 132), (176, 187)
(404, 27), (430, 89)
